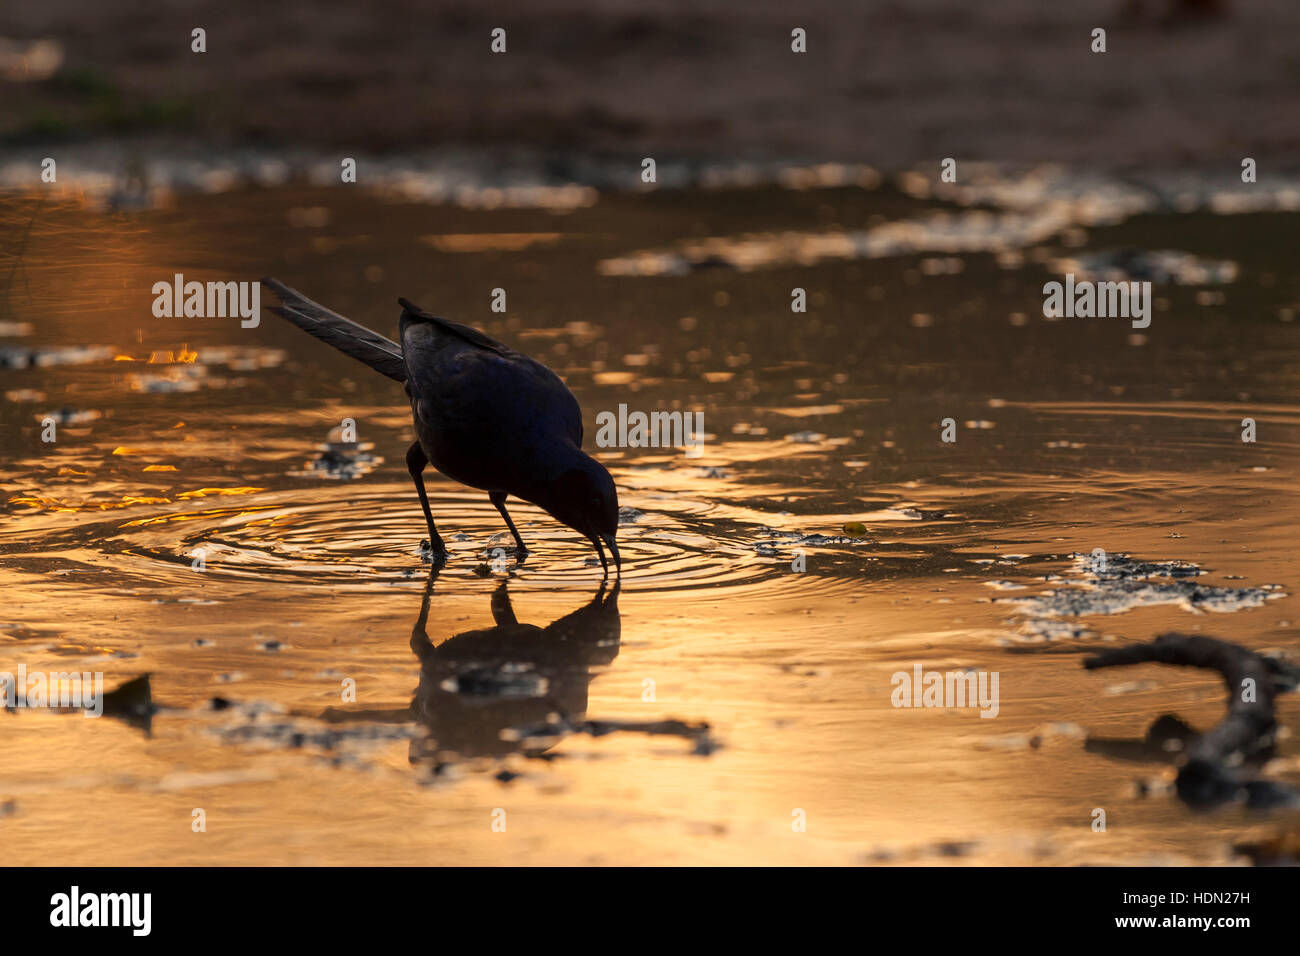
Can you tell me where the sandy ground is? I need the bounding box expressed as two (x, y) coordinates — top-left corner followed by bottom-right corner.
(2, 0), (1299, 167)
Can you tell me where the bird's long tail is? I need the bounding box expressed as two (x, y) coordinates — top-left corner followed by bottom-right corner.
(262, 278), (407, 382)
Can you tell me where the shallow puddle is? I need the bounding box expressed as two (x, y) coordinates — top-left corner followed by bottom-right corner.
(1, 169), (1298, 863)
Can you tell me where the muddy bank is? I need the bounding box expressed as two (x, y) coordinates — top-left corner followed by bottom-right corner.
(3, 0), (1300, 167)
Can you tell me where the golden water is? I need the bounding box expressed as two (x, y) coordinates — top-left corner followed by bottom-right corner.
(1, 182), (1297, 864)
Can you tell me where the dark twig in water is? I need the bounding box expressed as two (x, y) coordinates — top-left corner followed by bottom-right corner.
(1084, 633), (1300, 809)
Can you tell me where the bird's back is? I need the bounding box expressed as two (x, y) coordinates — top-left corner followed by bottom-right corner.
(398, 304), (583, 493)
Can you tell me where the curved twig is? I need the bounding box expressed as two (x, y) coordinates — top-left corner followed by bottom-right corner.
(1084, 633), (1300, 808)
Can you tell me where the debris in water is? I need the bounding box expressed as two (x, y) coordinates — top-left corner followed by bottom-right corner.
(1052, 248), (1238, 286)
(0, 345), (113, 368)
(1084, 633), (1300, 809)
(513, 715), (719, 756)
(34, 408), (101, 426)
(1007, 553), (1282, 618)
(290, 424), (382, 480)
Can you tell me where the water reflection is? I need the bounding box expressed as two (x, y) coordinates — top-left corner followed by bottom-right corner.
(408, 572), (620, 768)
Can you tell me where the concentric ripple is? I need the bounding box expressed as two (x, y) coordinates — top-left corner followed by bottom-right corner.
(54, 484), (830, 595)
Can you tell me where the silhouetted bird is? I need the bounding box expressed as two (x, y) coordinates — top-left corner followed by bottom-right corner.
(263, 279), (621, 574)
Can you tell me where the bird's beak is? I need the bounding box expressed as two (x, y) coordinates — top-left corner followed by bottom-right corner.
(602, 534), (621, 574)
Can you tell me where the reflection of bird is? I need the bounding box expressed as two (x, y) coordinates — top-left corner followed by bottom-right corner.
(316, 571), (711, 767)
(407, 571), (621, 763)
(263, 279), (621, 574)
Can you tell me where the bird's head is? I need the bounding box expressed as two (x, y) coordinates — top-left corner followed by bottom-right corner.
(534, 452), (620, 571)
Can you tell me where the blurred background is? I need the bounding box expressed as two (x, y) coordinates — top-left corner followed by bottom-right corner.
(2, 0), (1298, 167)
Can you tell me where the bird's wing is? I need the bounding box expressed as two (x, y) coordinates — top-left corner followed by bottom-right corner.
(402, 321), (584, 451)
(263, 278), (407, 382)
(395, 300), (579, 447)
(450, 349), (584, 448)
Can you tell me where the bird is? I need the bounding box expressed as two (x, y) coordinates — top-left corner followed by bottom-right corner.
(262, 278), (621, 575)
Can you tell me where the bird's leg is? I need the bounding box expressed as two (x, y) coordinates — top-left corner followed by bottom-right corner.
(409, 564), (442, 664)
(405, 441), (447, 557)
(488, 491), (528, 559)
(489, 580), (518, 625)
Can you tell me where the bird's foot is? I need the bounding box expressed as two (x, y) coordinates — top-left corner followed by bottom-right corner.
(419, 538), (450, 564)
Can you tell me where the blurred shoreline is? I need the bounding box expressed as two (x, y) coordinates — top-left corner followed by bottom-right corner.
(3, 0), (1299, 169)
(3, 144), (1299, 215)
